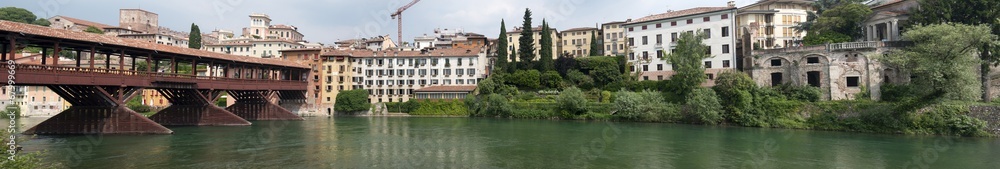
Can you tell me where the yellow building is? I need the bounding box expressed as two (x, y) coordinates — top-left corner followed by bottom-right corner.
(504, 26), (561, 62)
(317, 48), (355, 115)
(601, 21), (629, 56)
(142, 89), (170, 108)
(736, 0), (815, 49)
(560, 27), (600, 57)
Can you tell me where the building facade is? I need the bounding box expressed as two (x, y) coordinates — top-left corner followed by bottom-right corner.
(749, 41), (909, 100)
(864, 0), (918, 42)
(336, 48), (487, 103)
(119, 9), (159, 33)
(624, 5), (738, 82)
(205, 13), (309, 58)
(736, 0), (814, 50)
(505, 26), (561, 62)
(560, 27), (601, 57)
(281, 48), (323, 115)
(601, 21), (629, 56)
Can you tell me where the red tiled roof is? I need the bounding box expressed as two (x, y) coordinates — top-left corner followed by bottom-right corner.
(627, 7), (735, 25)
(54, 15), (115, 29)
(321, 47), (482, 58)
(0, 20), (308, 69)
(414, 86), (477, 92)
(508, 26), (558, 33)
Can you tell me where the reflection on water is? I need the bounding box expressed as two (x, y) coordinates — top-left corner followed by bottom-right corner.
(5, 117), (1000, 168)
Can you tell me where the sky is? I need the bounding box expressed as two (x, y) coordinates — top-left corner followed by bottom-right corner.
(2, 0), (759, 45)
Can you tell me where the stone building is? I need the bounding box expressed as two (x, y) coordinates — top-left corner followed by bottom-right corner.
(749, 41), (909, 100)
(119, 9), (159, 34)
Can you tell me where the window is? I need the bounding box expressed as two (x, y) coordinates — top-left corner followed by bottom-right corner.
(846, 77), (860, 87)
(658, 75), (664, 80)
(722, 14), (729, 19)
(703, 17), (710, 22)
(671, 33), (678, 42)
(807, 71), (821, 87)
(771, 73), (783, 86)
(468, 69), (476, 75)
(722, 26), (730, 37)
(771, 59), (782, 66)
(642, 65), (648, 71)
(642, 25), (647, 30)
(629, 27), (634, 31)
(642, 51), (649, 60)
(703, 29), (711, 39)
(629, 38), (635, 46)
(642, 36), (648, 45)
(657, 50), (663, 58)
(656, 34), (662, 44)
(704, 61), (712, 68)
(807, 57), (820, 64)
(707, 74), (715, 80)
(706, 46), (712, 55)
(657, 64), (663, 71)
(419, 69), (427, 76)
(723, 60), (731, 68)
(686, 19), (693, 24)
(671, 21), (677, 26)
(656, 23), (662, 28)
(722, 44), (730, 54)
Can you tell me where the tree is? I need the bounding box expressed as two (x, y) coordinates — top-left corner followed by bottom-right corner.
(335, 89), (371, 113)
(910, 0), (1000, 102)
(664, 32), (710, 100)
(189, 23), (202, 49)
(589, 32), (600, 56)
(541, 70), (562, 89)
(557, 87), (588, 116)
(497, 19), (509, 72)
(554, 56), (578, 77)
(794, 0), (867, 33)
(517, 8), (536, 70)
(84, 26), (104, 34)
(577, 56), (623, 89)
(880, 23), (996, 101)
(510, 69), (541, 89)
(566, 69), (595, 90)
(685, 87), (723, 124)
(537, 20), (554, 71)
(802, 2), (871, 45)
(0, 7), (49, 26)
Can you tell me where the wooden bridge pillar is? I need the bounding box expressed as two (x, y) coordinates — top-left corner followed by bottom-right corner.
(226, 90), (304, 120)
(25, 85), (173, 135)
(149, 89), (251, 126)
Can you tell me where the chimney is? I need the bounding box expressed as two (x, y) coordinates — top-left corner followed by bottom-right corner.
(727, 1), (736, 8)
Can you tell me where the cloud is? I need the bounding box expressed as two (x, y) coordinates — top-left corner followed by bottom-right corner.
(2, 0), (754, 45)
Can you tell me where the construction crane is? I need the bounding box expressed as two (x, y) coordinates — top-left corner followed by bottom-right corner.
(391, 0), (421, 47)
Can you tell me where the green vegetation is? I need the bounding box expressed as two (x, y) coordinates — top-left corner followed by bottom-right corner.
(800, 1), (871, 45)
(0, 7), (51, 26)
(496, 19), (509, 72)
(517, 8), (535, 70)
(126, 95), (152, 115)
(1, 105), (20, 119)
(909, 0), (1000, 102)
(589, 32), (600, 56)
(879, 23), (995, 101)
(664, 32), (709, 101)
(537, 20), (554, 71)
(189, 23), (202, 49)
(334, 89), (370, 113)
(83, 26), (104, 34)
(556, 87), (587, 117)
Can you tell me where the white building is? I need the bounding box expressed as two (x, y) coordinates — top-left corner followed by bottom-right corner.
(329, 48), (487, 103)
(205, 13), (308, 58)
(623, 4), (738, 83)
(736, 0), (814, 50)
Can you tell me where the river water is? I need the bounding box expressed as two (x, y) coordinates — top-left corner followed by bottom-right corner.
(6, 117), (1000, 168)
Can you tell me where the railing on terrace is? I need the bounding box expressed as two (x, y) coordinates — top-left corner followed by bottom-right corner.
(2, 63), (308, 84)
(753, 41), (912, 55)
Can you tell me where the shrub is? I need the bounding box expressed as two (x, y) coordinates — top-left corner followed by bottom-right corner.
(774, 84), (822, 102)
(613, 90), (680, 122)
(470, 94), (513, 117)
(335, 89), (371, 113)
(566, 70), (594, 90)
(510, 69), (542, 89)
(541, 71), (563, 89)
(557, 87), (588, 116)
(411, 100), (468, 116)
(684, 88), (723, 124)
(881, 84), (922, 102)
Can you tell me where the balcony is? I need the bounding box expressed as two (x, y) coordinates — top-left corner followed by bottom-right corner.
(654, 43), (663, 49)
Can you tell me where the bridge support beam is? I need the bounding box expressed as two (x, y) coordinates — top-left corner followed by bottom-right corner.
(277, 90), (309, 115)
(226, 90), (304, 121)
(25, 86), (173, 135)
(149, 89), (251, 126)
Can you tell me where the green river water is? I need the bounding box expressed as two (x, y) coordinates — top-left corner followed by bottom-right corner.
(7, 117), (1000, 168)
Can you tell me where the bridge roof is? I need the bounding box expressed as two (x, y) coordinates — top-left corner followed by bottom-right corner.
(0, 20), (308, 69)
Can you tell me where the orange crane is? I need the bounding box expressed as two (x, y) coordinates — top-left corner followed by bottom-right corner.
(391, 0), (421, 47)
